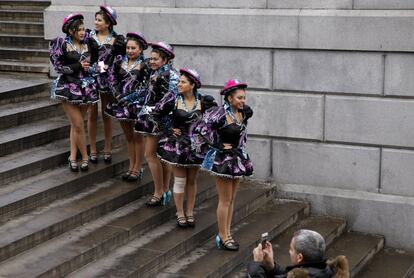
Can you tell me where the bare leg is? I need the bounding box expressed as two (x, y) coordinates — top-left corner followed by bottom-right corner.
(133, 131), (145, 173)
(227, 179), (240, 237)
(120, 121), (135, 172)
(101, 94), (112, 154)
(162, 163), (172, 192)
(185, 167), (199, 217)
(216, 177), (233, 241)
(145, 135), (164, 198)
(87, 104), (98, 155)
(173, 166), (186, 218)
(62, 103), (89, 161)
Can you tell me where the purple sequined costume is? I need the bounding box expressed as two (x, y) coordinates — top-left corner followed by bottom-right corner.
(156, 92), (217, 167)
(87, 30), (124, 95)
(192, 104), (254, 179)
(49, 37), (99, 105)
(134, 64), (179, 136)
(105, 55), (151, 121)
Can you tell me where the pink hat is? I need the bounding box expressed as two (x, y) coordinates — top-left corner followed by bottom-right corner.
(180, 68), (201, 88)
(150, 41), (175, 59)
(62, 13), (84, 33)
(100, 5), (117, 26)
(220, 79), (248, 95)
(126, 32), (148, 50)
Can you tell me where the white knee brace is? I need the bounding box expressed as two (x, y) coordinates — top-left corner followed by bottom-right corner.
(173, 177), (186, 193)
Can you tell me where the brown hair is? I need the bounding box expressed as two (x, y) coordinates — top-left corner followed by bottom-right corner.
(95, 10), (113, 31)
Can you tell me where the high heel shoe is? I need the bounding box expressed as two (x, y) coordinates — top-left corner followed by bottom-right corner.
(176, 214), (188, 228)
(228, 235), (239, 247)
(162, 190), (172, 206)
(80, 160), (89, 171)
(122, 171), (132, 180)
(68, 158), (79, 172)
(186, 215), (195, 227)
(146, 195), (164, 207)
(103, 152), (112, 163)
(215, 235), (239, 251)
(89, 152), (98, 164)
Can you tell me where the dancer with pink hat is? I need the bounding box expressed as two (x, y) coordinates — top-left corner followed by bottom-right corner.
(135, 41), (179, 207)
(193, 79), (254, 250)
(49, 13), (99, 172)
(87, 5), (125, 164)
(155, 68), (217, 227)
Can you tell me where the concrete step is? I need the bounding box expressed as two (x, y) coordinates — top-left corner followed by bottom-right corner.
(0, 168), (148, 264)
(226, 215), (348, 277)
(0, 98), (61, 129)
(0, 59), (49, 73)
(0, 0), (50, 10)
(0, 20), (43, 36)
(356, 247), (414, 278)
(325, 232), (385, 277)
(0, 115), (70, 156)
(0, 74), (49, 104)
(68, 182), (281, 278)
(0, 124), (124, 186)
(154, 199), (309, 278)
(0, 46), (48, 62)
(0, 33), (49, 49)
(0, 146), (128, 223)
(0, 9), (43, 22)
(0, 174), (216, 277)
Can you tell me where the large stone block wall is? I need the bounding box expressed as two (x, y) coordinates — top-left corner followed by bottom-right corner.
(44, 3), (414, 249)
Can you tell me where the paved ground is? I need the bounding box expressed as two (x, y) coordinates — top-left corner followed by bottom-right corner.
(0, 72), (49, 93)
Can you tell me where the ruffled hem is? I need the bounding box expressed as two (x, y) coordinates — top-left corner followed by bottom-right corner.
(51, 95), (100, 105)
(104, 111), (136, 122)
(199, 168), (250, 179)
(157, 155), (201, 168)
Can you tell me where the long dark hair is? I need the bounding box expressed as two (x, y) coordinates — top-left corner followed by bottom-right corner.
(95, 10), (113, 31)
(66, 19), (84, 37)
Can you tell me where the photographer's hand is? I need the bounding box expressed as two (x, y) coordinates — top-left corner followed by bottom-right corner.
(262, 241), (275, 271)
(253, 243), (264, 262)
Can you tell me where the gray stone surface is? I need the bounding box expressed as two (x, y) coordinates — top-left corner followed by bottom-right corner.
(381, 149), (414, 197)
(273, 50), (383, 94)
(176, 0), (266, 8)
(268, 0), (352, 9)
(173, 46), (273, 89)
(273, 140), (380, 192)
(246, 138), (271, 180)
(384, 54), (414, 97)
(325, 96), (414, 147)
(276, 183), (414, 249)
(354, 0), (414, 9)
(51, 0), (175, 6)
(299, 10), (414, 52)
(247, 91), (323, 140)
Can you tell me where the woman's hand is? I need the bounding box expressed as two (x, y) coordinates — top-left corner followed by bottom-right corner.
(223, 143), (233, 150)
(80, 60), (90, 71)
(172, 128), (181, 137)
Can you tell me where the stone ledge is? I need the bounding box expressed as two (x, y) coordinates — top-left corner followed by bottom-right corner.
(45, 6), (414, 52)
(276, 183), (414, 249)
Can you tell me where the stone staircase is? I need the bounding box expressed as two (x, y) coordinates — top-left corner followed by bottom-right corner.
(0, 75), (413, 277)
(0, 0), (50, 74)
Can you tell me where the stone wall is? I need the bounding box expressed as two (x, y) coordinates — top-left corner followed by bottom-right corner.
(44, 1), (414, 249)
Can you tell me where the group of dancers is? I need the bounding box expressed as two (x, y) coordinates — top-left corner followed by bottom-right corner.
(49, 5), (254, 251)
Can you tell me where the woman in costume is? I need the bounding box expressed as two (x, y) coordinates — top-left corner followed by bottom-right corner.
(49, 13), (99, 172)
(193, 79), (253, 250)
(156, 68), (217, 227)
(87, 5), (125, 164)
(135, 42), (179, 206)
(105, 32), (150, 181)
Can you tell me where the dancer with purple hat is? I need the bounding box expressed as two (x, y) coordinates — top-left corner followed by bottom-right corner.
(135, 42), (179, 207)
(87, 5), (125, 164)
(105, 32), (151, 181)
(193, 79), (254, 250)
(49, 13), (99, 172)
(156, 69), (217, 227)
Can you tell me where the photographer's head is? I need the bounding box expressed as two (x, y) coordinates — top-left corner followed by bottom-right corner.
(289, 229), (326, 265)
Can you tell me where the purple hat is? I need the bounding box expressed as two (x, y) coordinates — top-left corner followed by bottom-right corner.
(100, 5), (117, 26)
(62, 13), (84, 33)
(126, 32), (148, 50)
(220, 79), (248, 95)
(150, 41), (175, 59)
(180, 68), (201, 88)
